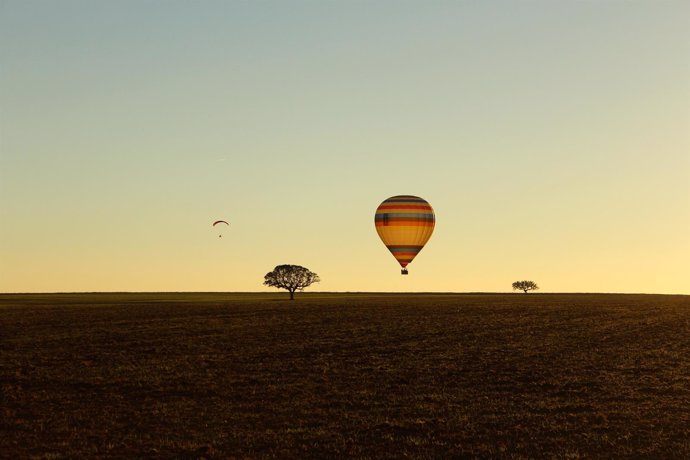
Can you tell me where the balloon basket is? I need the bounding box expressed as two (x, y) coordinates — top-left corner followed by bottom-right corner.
(401, 268), (408, 275)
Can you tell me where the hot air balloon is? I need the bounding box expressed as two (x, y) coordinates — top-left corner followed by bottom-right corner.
(213, 220), (229, 238)
(375, 195), (435, 275)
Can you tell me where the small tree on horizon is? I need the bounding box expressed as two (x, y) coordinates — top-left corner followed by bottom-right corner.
(264, 264), (320, 300)
(512, 280), (539, 293)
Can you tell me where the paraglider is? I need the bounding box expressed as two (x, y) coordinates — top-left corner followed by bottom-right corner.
(374, 195), (435, 275)
(213, 220), (229, 237)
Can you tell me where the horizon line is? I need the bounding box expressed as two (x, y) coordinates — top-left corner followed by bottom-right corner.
(0, 291), (687, 296)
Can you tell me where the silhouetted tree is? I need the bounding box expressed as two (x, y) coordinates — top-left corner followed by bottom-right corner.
(264, 264), (320, 300)
(512, 280), (539, 293)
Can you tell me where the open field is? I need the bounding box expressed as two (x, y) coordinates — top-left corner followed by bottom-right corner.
(1, 293), (689, 459)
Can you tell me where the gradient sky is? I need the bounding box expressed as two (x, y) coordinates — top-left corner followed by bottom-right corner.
(1, 1), (688, 294)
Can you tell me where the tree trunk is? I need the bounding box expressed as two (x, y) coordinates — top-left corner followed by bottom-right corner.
(523, 289), (528, 293)
(289, 290), (295, 300)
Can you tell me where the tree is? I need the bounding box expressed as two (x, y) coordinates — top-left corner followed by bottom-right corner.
(264, 264), (320, 300)
(512, 280), (539, 293)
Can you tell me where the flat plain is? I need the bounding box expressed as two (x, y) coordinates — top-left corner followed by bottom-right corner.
(1, 293), (688, 459)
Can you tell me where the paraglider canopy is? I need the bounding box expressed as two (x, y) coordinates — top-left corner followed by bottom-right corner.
(213, 220), (229, 237)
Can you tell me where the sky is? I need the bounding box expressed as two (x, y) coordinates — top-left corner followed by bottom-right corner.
(1, 0), (688, 294)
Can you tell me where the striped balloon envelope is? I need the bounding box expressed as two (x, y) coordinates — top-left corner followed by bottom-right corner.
(374, 195), (435, 274)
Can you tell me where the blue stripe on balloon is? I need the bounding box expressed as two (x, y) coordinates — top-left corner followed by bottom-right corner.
(387, 246), (423, 252)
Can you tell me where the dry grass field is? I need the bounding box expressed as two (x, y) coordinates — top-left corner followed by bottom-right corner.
(1, 293), (688, 459)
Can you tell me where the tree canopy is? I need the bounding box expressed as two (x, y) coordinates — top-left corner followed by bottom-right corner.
(264, 264), (320, 300)
(512, 280), (539, 293)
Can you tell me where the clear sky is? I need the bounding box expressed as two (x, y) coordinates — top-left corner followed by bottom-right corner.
(1, 0), (688, 294)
